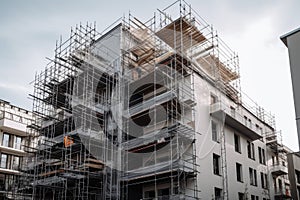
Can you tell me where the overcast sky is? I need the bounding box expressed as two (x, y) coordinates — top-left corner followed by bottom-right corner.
(0, 0), (299, 150)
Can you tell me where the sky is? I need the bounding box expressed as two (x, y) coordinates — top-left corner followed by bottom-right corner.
(0, 0), (299, 150)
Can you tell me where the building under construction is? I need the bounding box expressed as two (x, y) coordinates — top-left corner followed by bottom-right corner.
(17, 1), (295, 200)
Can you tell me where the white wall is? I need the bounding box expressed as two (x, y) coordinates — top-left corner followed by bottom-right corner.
(194, 74), (288, 199)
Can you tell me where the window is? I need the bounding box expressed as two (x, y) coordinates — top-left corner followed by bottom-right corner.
(214, 187), (222, 199)
(247, 141), (255, 160)
(258, 147), (262, 163)
(158, 188), (170, 197)
(212, 121), (219, 142)
(0, 174), (4, 190)
(293, 170), (298, 181)
(262, 149), (266, 164)
(234, 134), (241, 153)
(211, 94), (218, 105)
(260, 172), (268, 189)
(278, 179), (283, 193)
(251, 195), (259, 200)
(251, 143), (255, 159)
(12, 156), (20, 170)
(236, 163), (243, 182)
(2, 133), (10, 147)
(213, 154), (221, 175)
(258, 147), (266, 165)
(249, 167), (257, 186)
(14, 136), (22, 150)
(238, 193), (245, 200)
(144, 190), (155, 198)
(0, 154), (8, 168)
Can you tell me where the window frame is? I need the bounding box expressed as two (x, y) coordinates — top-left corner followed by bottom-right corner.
(214, 187), (222, 199)
(249, 167), (258, 186)
(0, 154), (8, 169)
(236, 162), (243, 182)
(234, 133), (241, 153)
(213, 153), (221, 176)
(247, 141), (255, 160)
(2, 133), (10, 147)
(14, 136), (22, 150)
(211, 120), (219, 143)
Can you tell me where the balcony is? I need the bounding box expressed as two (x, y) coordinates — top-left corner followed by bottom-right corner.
(0, 145), (25, 156)
(122, 159), (195, 182)
(274, 187), (292, 200)
(270, 163), (288, 176)
(122, 122), (194, 152)
(0, 118), (27, 136)
(0, 167), (20, 175)
(126, 90), (177, 118)
(210, 102), (262, 140)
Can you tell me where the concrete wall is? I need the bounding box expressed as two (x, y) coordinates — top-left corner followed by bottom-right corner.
(283, 30), (300, 148)
(287, 153), (300, 200)
(91, 24), (122, 72)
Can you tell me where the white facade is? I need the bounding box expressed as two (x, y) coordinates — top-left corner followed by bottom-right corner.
(194, 73), (292, 200)
(0, 99), (35, 198)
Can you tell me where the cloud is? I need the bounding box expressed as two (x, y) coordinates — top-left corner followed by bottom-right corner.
(0, 82), (31, 93)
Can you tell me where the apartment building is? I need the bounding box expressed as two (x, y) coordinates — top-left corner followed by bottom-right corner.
(195, 63), (293, 199)
(280, 27), (300, 148)
(0, 99), (35, 199)
(287, 152), (300, 199)
(17, 1), (298, 200)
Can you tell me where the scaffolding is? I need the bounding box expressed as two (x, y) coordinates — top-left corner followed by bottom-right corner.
(15, 1), (263, 199)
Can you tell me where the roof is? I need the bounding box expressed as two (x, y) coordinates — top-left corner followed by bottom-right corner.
(280, 27), (300, 47)
(0, 99), (10, 104)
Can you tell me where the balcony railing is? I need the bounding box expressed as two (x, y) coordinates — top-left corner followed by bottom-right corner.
(274, 187), (291, 197)
(0, 112), (28, 136)
(210, 102), (262, 140)
(270, 162), (288, 176)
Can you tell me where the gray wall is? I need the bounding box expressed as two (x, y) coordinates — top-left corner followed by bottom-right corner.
(285, 31), (300, 148)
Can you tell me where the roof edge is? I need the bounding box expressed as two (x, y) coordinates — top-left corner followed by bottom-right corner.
(280, 27), (300, 47)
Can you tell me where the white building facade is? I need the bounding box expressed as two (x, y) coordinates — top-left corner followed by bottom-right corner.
(0, 99), (35, 199)
(194, 74), (292, 199)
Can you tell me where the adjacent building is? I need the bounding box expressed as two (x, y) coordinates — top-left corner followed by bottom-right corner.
(0, 99), (35, 199)
(287, 152), (300, 200)
(9, 2), (300, 200)
(280, 27), (300, 148)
